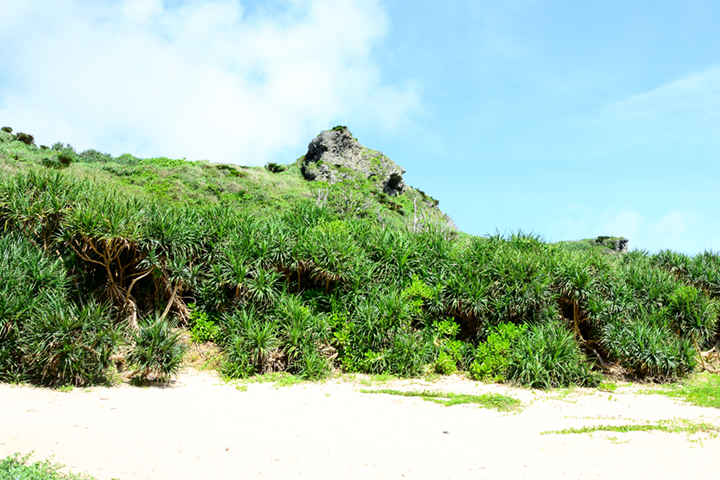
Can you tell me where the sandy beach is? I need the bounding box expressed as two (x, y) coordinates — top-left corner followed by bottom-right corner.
(1, 370), (718, 480)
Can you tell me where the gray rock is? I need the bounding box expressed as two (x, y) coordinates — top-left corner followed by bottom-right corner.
(594, 236), (629, 253)
(301, 127), (407, 196)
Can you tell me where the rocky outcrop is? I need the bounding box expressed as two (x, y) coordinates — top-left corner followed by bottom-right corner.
(594, 236), (629, 253)
(301, 127), (407, 196)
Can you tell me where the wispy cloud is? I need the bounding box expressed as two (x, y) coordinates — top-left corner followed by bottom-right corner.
(548, 65), (720, 159)
(0, 0), (421, 164)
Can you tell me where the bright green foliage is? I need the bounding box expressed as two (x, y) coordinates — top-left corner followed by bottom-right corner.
(470, 322), (528, 382)
(0, 453), (100, 480)
(431, 318), (463, 374)
(507, 321), (600, 388)
(188, 304), (219, 343)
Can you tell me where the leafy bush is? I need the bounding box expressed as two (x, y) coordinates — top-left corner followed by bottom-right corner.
(189, 305), (219, 343)
(265, 162), (287, 173)
(140, 156), (188, 168)
(507, 321), (600, 388)
(78, 149), (114, 163)
(470, 322), (527, 382)
(15, 132), (35, 145)
(0, 452), (99, 480)
(431, 318), (463, 374)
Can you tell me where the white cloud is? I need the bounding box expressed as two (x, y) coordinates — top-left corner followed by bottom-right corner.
(0, 0), (421, 164)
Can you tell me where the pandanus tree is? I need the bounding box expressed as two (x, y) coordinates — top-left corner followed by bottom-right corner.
(63, 192), (147, 324)
(554, 253), (601, 338)
(300, 220), (362, 293)
(221, 249), (251, 303)
(0, 171), (87, 249)
(485, 241), (557, 326)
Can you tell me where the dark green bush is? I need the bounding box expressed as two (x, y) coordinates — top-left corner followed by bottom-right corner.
(21, 301), (118, 387)
(15, 132), (35, 145)
(265, 162), (287, 173)
(1, 126), (11, 133)
(127, 316), (186, 382)
(602, 318), (696, 379)
(507, 321), (600, 388)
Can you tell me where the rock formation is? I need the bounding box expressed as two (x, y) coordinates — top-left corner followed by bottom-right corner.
(594, 236), (629, 253)
(301, 127), (407, 196)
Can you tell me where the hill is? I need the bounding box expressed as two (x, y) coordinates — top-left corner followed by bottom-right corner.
(1, 124), (719, 389)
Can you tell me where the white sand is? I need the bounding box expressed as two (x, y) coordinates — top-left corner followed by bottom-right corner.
(1, 370), (719, 480)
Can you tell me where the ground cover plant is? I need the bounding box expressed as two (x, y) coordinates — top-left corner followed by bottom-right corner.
(361, 389), (522, 411)
(643, 372), (720, 408)
(0, 452), (104, 480)
(2, 125), (720, 389)
(541, 418), (720, 443)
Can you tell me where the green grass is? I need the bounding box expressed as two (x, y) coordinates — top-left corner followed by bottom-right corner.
(361, 389), (522, 411)
(0, 453), (108, 480)
(541, 417), (719, 439)
(597, 382), (619, 393)
(234, 372), (307, 387)
(643, 373), (720, 409)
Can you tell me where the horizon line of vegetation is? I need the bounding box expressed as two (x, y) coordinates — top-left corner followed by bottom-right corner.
(1, 125), (719, 390)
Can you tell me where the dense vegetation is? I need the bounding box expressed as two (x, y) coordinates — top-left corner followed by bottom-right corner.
(1, 126), (719, 389)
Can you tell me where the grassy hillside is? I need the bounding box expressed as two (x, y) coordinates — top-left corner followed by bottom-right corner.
(1, 125), (719, 389)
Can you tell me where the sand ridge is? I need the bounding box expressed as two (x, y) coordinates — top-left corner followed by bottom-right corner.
(1, 371), (719, 479)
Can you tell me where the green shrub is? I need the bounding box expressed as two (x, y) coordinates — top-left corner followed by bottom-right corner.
(507, 321), (599, 388)
(78, 149), (114, 163)
(602, 318), (696, 379)
(21, 301), (119, 387)
(1, 126), (11, 133)
(431, 318), (463, 374)
(15, 132), (34, 145)
(140, 156), (188, 168)
(127, 316), (186, 382)
(265, 162), (287, 173)
(0, 452), (99, 480)
(41, 153), (74, 169)
(470, 322), (528, 382)
(189, 305), (219, 343)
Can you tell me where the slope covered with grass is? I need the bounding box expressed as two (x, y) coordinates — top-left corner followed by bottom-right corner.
(1, 125), (719, 389)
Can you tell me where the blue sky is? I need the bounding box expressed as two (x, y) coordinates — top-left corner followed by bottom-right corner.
(1, 0), (719, 253)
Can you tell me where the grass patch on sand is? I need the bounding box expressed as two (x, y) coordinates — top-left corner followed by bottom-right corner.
(0, 452), (109, 480)
(542, 418), (719, 443)
(232, 372), (308, 388)
(361, 389), (522, 411)
(643, 373), (720, 409)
